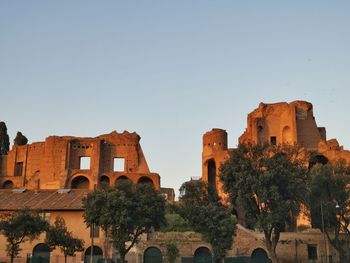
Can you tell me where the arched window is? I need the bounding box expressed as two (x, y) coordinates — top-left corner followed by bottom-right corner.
(84, 246), (103, 263)
(144, 247), (163, 263)
(71, 176), (90, 189)
(32, 243), (50, 263)
(115, 176), (132, 186)
(99, 175), (110, 188)
(194, 247), (212, 263)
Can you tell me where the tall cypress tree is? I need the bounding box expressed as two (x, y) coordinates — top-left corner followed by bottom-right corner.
(0, 121), (10, 155)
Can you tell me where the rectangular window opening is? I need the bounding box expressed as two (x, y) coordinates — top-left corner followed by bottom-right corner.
(270, 136), (277, 145)
(307, 244), (318, 260)
(14, 162), (23, 177)
(113, 158), (125, 172)
(80, 157), (91, 170)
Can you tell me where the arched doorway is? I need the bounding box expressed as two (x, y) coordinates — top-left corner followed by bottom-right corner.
(100, 175), (110, 188)
(137, 176), (154, 187)
(207, 159), (216, 191)
(71, 176), (90, 189)
(32, 243), (50, 263)
(84, 246), (103, 263)
(194, 247), (212, 263)
(3, 180), (13, 189)
(251, 248), (269, 263)
(144, 247), (163, 263)
(115, 176), (131, 185)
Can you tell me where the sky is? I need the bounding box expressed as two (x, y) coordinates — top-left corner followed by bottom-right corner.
(1, 1), (350, 197)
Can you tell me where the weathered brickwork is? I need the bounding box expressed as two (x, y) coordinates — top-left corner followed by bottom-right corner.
(0, 131), (160, 190)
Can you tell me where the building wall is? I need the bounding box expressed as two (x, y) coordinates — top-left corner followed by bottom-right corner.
(0, 131), (160, 190)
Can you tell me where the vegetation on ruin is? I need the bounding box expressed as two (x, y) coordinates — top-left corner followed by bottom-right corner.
(0, 121), (10, 155)
(45, 216), (84, 263)
(0, 208), (48, 263)
(179, 180), (236, 262)
(13, 131), (28, 146)
(220, 143), (308, 263)
(159, 204), (193, 232)
(309, 161), (350, 263)
(166, 243), (180, 263)
(83, 180), (166, 263)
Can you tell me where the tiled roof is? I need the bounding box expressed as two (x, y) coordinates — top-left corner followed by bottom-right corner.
(0, 189), (89, 211)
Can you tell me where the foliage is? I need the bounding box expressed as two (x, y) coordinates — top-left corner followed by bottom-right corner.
(160, 213), (193, 232)
(83, 181), (166, 263)
(220, 143), (308, 263)
(13, 131), (28, 146)
(45, 217), (84, 263)
(179, 180), (236, 261)
(166, 243), (180, 263)
(0, 121), (10, 155)
(0, 208), (48, 263)
(309, 162), (350, 263)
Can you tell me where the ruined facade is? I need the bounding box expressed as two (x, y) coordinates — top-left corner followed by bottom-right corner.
(0, 131), (160, 190)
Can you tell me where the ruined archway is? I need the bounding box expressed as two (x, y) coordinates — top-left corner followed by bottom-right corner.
(32, 243), (50, 263)
(137, 176), (154, 187)
(207, 159), (216, 191)
(309, 153), (329, 168)
(144, 247), (163, 263)
(3, 180), (13, 189)
(99, 175), (110, 188)
(71, 176), (90, 189)
(194, 247), (212, 263)
(282, 126), (293, 144)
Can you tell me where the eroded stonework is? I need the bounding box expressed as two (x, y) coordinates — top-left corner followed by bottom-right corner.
(0, 131), (160, 190)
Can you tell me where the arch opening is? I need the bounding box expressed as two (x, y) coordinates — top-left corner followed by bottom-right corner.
(84, 246), (103, 263)
(207, 159), (216, 191)
(32, 243), (50, 263)
(309, 154), (329, 168)
(137, 176), (154, 187)
(71, 176), (90, 189)
(100, 175), (110, 188)
(251, 248), (269, 263)
(194, 247), (212, 263)
(115, 176), (132, 186)
(144, 247), (163, 263)
(3, 180), (13, 189)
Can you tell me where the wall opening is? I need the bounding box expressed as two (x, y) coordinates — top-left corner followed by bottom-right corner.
(251, 248), (269, 263)
(71, 176), (90, 189)
(80, 157), (91, 170)
(14, 162), (23, 176)
(137, 176), (154, 187)
(257, 125), (264, 144)
(84, 246), (103, 263)
(207, 159), (216, 191)
(115, 176), (131, 185)
(32, 243), (50, 263)
(270, 136), (276, 145)
(113, 158), (125, 172)
(309, 154), (329, 169)
(3, 180), (13, 189)
(194, 247), (212, 262)
(307, 245), (318, 260)
(144, 247), (163, 263)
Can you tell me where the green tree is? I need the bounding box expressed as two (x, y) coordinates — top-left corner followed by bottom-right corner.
(0, 208), (48, 263)
(220, 143), (308, 263)
(309, 162), (350, 263)
(45, 216), (84, 263)
(179, 180), (236, 262)
(13, 131), (28, 146)
(0, 121), (10, 155)
(83, 181), (166, 263)
(166, 243), (179, 263)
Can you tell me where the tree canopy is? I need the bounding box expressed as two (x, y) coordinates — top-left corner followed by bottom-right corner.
(0, 209), (48, 263)
(45, 216), (84, 263)
(13, 131), (28, 146)
(179, 180), (236, 262)
(220, 143), (308, 263)
(309, 161), (350, 263)
(83, 181), (166, 263)
(0, 121), (10, 155)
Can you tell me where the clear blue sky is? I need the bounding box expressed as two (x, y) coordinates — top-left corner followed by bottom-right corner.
(1, 1), (350, 197)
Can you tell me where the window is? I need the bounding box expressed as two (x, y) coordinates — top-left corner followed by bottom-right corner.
(270, 136), (277, 145)
(113, 158), (125, 172)
(14, 162), (23, 176)
(307, 245), (317, 260)
(90, 225), (100, 238)
(80, 157), (91, 170)
(39, 212), (51, 223)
